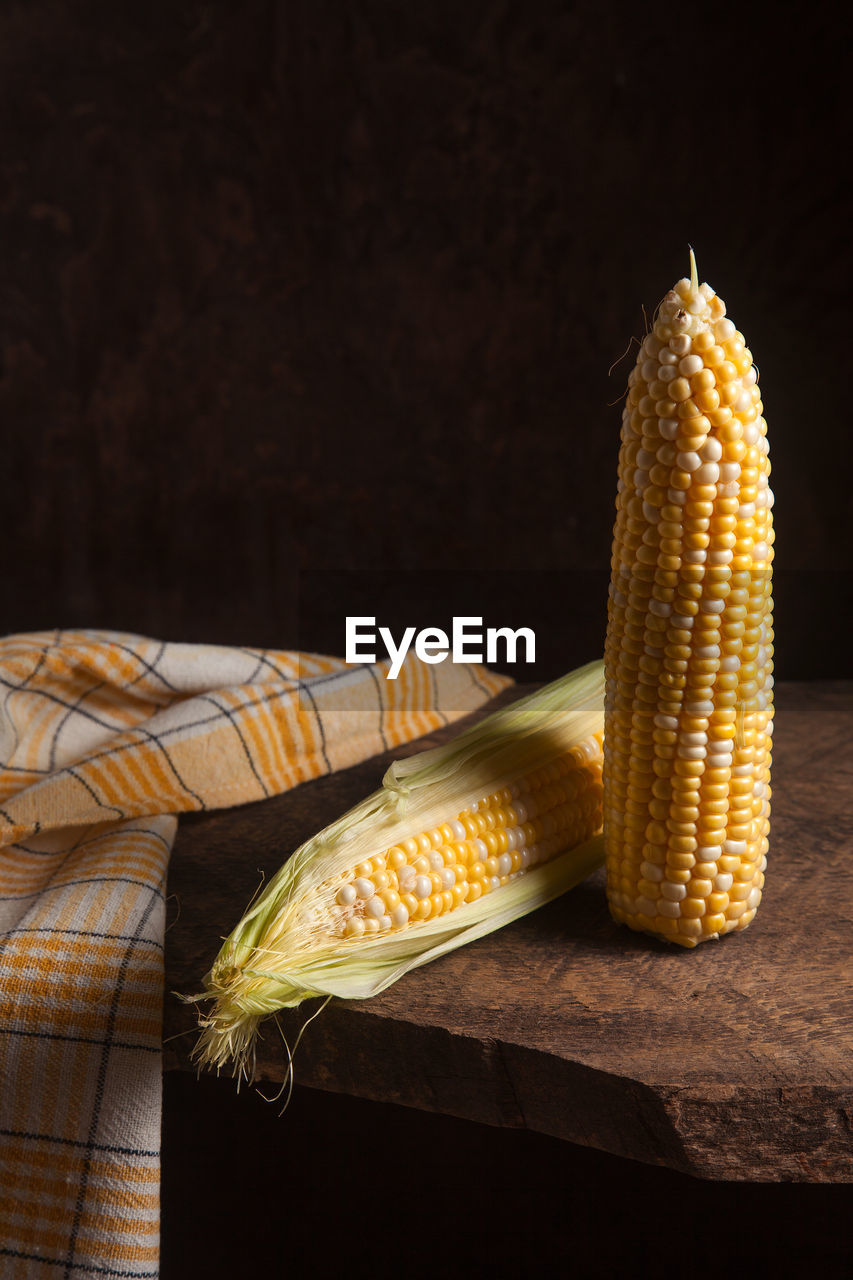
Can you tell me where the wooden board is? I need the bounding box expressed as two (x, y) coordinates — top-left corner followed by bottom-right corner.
(163, 681), (853, 1182)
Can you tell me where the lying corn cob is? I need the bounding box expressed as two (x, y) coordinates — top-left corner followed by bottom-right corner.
(195, 661), (605, 1075)
(604, 251), (774, 947)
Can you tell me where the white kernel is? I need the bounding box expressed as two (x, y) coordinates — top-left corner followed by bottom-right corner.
(654, 713), (679, 730)
(657, 364), (677, 382)
(723, 839), (747, 855)
(706, 755), (733, 770)
(526, 844), (540, 864)
(677, 450), (701, 472)
(490, 876), (501, 891)
(429, 851), (445, 871)
(391, 903), (410, 927)
(695, 847), (721, 860)
(414, 875), (432, 899)
(469, 800), (479, 812)
(714, 873), (734, 892)
(747, 887), (762, 909)
(719, 655), (740, 673)
(449, 819), (466, 840)
(473, 838), (489, 860)
(699, 436), (723, 462)
(766, 488), (775, 509)
(694, 461), (719, 485)
(353, 877), (375, 899)
(732, 764), (754, 777)
(753, 541), (770, 561)
(337, 883), (357, 907)
(670, 612), (694, 629)
(677, 744), (706, 760)
(637, 446), (655, 466)
(735, 389), (753, 413)
(380, 914), (393, 930)
(682, 730), (708, 746)
(640, 861), (664, 882)
(708, 548), (733, 565)
(694, 645), (720, 660)
(667, 487), (688, 505)
(641, 358), (659, 380)
(661, 882), (687, 901)
(363, 917), (380, 933)
(719, 461), (741, 483)
(685, 699), (714, 717)
(365, 896), (386, 920)
(707, 738), (733, 757)
(642, 502), (661, 523)
(520, 849), (531, 868)
(345, 917), (366, 937)
(715, 318), (735, 340)
(441, 867), (456, 888)
(636, 896), (657, 917)
(514, 802), (529, 824)
(718, 482), (740, 498)
(658, 899), (682, 917)
(397, 864), (416, 887)
(701, 598), (726, 614)
(634, 468), (649, 489)
(497, 853), (512, 876)
(505, 828), (518, 851)
(658, 348), (678, 365)
(679, 354), (704, 376)
(670, 333), (691, 354)
(683, 548), (707, 564)
(743, 421), (760, 446)
(649, 598), (672, 617)
(659, 417), (680, 440)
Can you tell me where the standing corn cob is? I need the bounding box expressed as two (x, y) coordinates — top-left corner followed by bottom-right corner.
(195, 662), (605, 1076)
(604, 252), (773, 947)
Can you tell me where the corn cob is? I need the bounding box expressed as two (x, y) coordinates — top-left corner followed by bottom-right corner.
(604, 252), (773, 947)
(195, 661), (605, 1076)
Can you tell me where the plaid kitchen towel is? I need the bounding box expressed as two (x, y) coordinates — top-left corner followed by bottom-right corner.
(0, 629), (511, 1278)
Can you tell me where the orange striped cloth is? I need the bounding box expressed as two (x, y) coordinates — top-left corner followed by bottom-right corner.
(0, 629), (511, 1278)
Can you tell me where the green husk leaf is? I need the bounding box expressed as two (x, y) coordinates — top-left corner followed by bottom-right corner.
(191, 659), (605, 1077)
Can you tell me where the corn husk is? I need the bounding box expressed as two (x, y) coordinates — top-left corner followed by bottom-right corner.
(193, 659), (605, 1077)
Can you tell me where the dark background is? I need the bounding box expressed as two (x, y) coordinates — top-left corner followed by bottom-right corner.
(2, 3), (851, 1275)
(1, 0), (850, 679)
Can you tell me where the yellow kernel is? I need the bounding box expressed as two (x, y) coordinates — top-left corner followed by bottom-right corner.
(400, 893), (418, 917)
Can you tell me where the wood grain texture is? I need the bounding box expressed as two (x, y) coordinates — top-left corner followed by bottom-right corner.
(1, 3), (851, 679)
(164, 681), (853, 1182)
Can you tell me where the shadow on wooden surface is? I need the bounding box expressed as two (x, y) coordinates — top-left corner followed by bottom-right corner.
(161, 1072), (853, 1280)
